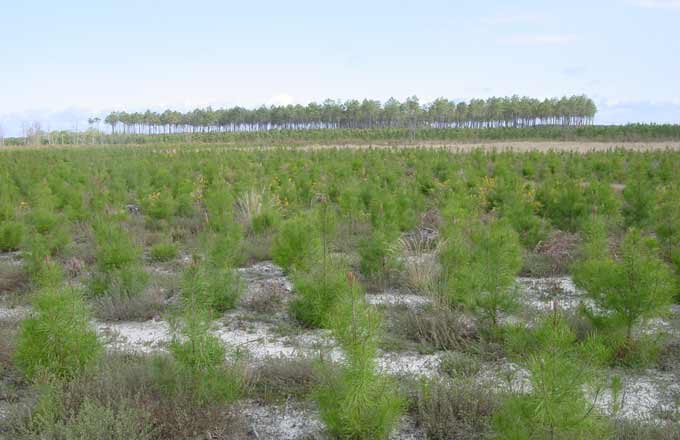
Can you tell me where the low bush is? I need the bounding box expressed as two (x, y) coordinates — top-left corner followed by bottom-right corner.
(6, 353), (248, 439)
(92, 290), (165, 321)
(250, 357), (320, 402)
(271, 213), (320, 271)
(90, 221), (149, 298)
(573, 224), (675, 362)
(359, 229), (399, 288)
(289, 261), (352, 328)
(316, 276), (404, 439)
(149, 242), (178, 262)
(180, 263), (242, 314)
(440, 218), (522, 328)
(391, 306), (478, 352)
(0, 221), (24, 251)
(89, 266), (149, 299)
(164, 306), (244, 405)
(414, 379), (497, 440)
(494, 312), (612, 439)
(14, 287), (102, 380)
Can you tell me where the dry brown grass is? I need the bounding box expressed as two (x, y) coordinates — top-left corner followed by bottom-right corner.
(413, 379), (498, 440)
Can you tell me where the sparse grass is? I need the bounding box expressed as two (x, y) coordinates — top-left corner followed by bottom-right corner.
(92, 289), (165, 321)
(250, 357), (320, 403)
(614, 420), (680, 440)
(391, 306), (478, 352)
(5, 354), (249, 440)
(413, 378), (498, 440)
(395, 233), (443, 293)
(0, 262), (29, 297)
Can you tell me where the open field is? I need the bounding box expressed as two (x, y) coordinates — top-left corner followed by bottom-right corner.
(1, 144), (680, 439)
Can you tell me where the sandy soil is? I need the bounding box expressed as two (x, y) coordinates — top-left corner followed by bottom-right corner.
(2, 254), (679, 432)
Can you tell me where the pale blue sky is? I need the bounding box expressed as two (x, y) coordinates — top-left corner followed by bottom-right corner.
(1, 0), (680, 136)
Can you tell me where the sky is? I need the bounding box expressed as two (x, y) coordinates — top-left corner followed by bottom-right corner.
(1, 0), (680, 136)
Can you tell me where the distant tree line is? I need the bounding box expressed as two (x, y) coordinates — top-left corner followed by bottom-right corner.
(102, 95), (597, 135)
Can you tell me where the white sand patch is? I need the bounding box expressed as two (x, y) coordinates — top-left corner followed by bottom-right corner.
(594, 370), (680, 421)
(237, 400), (324, 440)
(377, 352), (442, 378)
(390, 414), (427, 440)
(367, 292), (432, 308)
(516, 276), (591, 312)
(0, 251), (22, 266)
(95, 320), (171, 353)
(237, 261), (295, 308)
(215, 316), (342, 364)
(475, 360), (532, 394)
(0, 305), (30, 323)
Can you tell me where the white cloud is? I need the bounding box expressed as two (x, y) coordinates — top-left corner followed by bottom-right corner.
(481, 13), (548, 25)
(630, 0), (680, 9)
(266, 93), (295, 106)
(499, 34), (578, 46)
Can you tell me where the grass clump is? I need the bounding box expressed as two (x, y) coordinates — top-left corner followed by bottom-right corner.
(13, 287), (102, 380)
(316, 275), (404, 439)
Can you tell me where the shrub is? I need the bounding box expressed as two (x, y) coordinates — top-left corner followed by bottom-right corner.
(537, 178), (587, 232)
(271, 213), (320, 271)
(24, 235), (64, 288)
(150, 242), (178, 262)
(289, 261), (352, 328)
(90, 221), (148, 298)
(205, 225), (244, 268)
(166, 306), (243, 404)
(622, 172), (654, 227)
(359, 228), (398, 287)
(93, 221), (140, 271)
(14, 287), (102, 380)
(316, 275), (404, 439)
(90, 266), (149, 299)
(180, 263), (242, 314)
(144, 190), (176, 221)
(440, 218), (522, 327)
(653, 184), (680, 277)
(573, 227), (675, 351)
(494, 312), (612, 439)
(0, 221), (24, 251)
